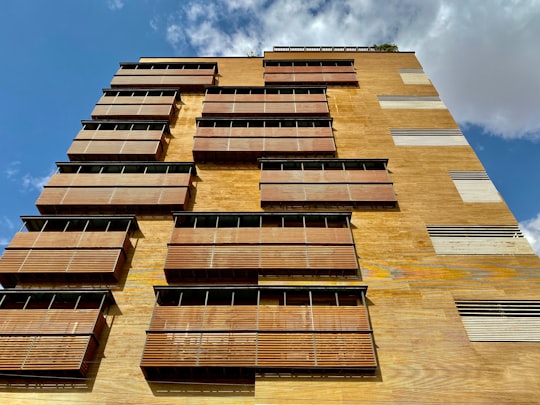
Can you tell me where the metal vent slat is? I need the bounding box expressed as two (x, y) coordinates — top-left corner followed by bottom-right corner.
(449, 171), (491, 180)
(391, 128), (463, 137)
(427, 225), (524, 238)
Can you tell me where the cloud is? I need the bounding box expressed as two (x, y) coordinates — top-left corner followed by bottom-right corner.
(4, 161), (21, 179)
(163, 0), (540, 140)
(20, 171), (54, 192)
(4, 161), (54, 192)
(166, 24), (184, 48)
(520, 213), (540, 256)
(107, 0), (125, 11)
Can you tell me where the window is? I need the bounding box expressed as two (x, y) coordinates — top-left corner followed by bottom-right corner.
(141, 286), (376, 382)
(259, 158), (397, 208)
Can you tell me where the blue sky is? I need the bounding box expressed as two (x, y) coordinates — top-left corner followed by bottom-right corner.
(1, 0), (539, 254)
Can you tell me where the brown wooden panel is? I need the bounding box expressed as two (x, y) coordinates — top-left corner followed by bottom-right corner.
(91, 104), (174, 120)
(68, 140), (162, 161)
(260, 183), (397, 205)
(202, 101), (328, 116)
(256, 333), (375, 368)
(148, 306), (367, 332)
(96, 95), (176, 105)
(115, 68), (215, 76)
(35, 187), (188, 209)
(141, 332), (374, 370)
(348, 184), (398, 202)
(264, 65), (354, 74)
(110, 75), (214, 88)
(260, 169), (391, 183)
(8, 231), (129, 250)
(201, 102), (234, 114)
(170, 227), (352, 245)
(0, 335), (94, 374)
(0, 248), (124, 274)
(164, 244), (357, 272)
(0, 309), (102, 335)
(75, 129), (165, 141)
(45, 173), (191, 187)
(141, 332), (256, 367)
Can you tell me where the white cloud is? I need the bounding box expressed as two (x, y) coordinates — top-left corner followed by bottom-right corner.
(166, 24), (184, 48)
(163, 0), (540, 140)
(20, 171), (54, 192)
(520, 213), (540, 256)
(107, 0), (125, 11)
(4, 161), (20, 179)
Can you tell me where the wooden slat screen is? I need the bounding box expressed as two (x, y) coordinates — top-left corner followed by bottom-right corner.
(0, 248), (126, 286)
(71, 120), (169, 160)
(91, 89), (179, 120)
(165, 212), (358, 282)
(259, 159), (397, 208)
(35, 168), (193, 215)
(202, 87), (329, 117)
(263, 60), (357, 85)
(193, 118), (336, 161)
(36, 187), (189, 215)
(91, 104), (175, 120)
(456, 300), (540, 342)
(141, 286), (375, 379)
(0, 290), (112, 377)
(111, 62), (216, 90)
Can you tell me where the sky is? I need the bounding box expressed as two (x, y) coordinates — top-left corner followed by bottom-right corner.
(0, 0), (539, 254)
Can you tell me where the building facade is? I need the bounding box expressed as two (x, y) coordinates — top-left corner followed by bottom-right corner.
(1, 47), (539, 404)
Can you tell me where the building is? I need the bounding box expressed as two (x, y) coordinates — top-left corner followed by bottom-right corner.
(0, 46), (539, 404)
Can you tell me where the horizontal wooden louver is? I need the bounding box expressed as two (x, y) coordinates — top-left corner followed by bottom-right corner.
(378, 96), (446, 109)
(0, 290), (113, 377)
(111, 62), (217, 90)
(390, 128), (469, 146)
(427, 225), (535, 255)
(91, 88), (179, 120)
(202, 87), (329, 117)
(456, 300), (540, 342)
(259, 159), (397, 208)
(450, 171), (502, 202)
(264, 60), (358, 85)
(141, 286), (376, 381)
(35, 164), (194, 215)
(193, 118), (336, 161)
(69, 120), (169, 161)
(0, 235), (128, 287)
(165, 212), (359, 282)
